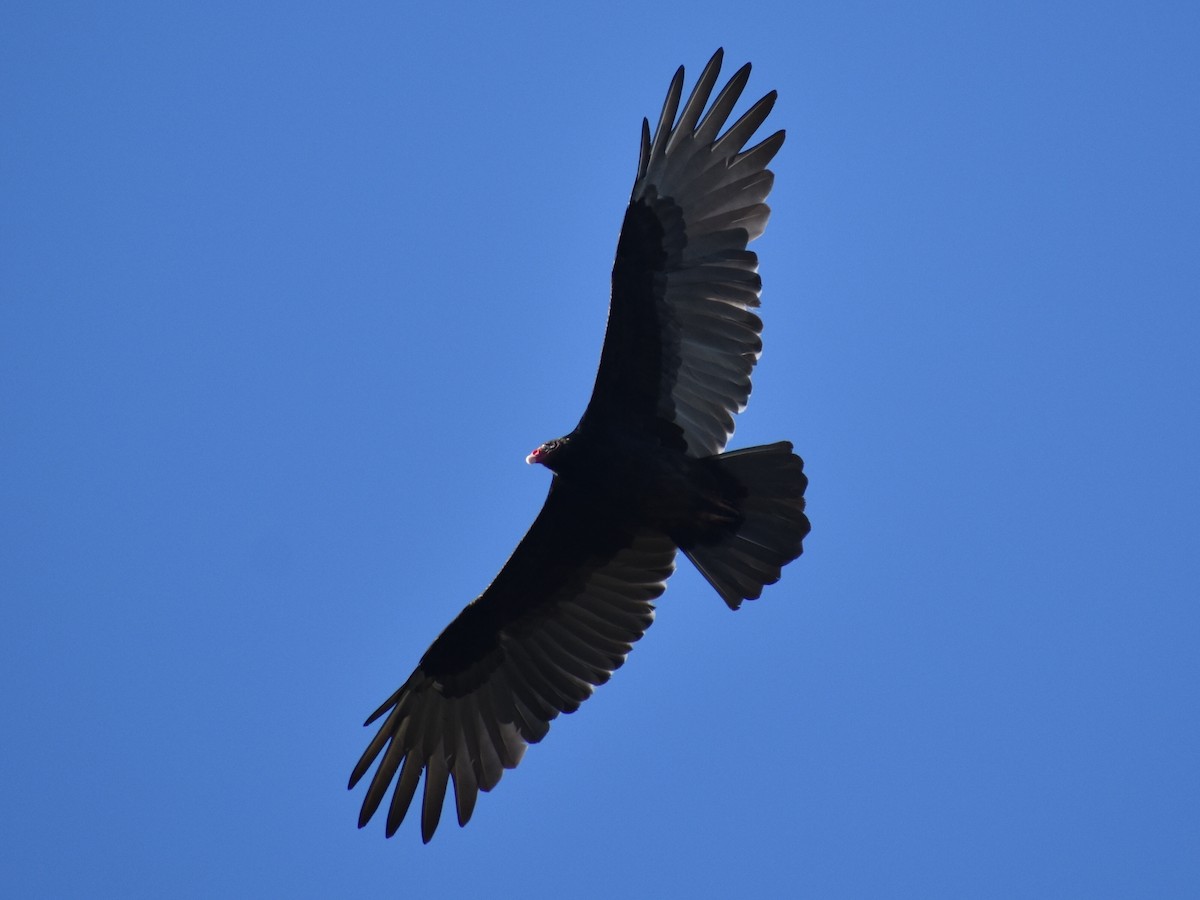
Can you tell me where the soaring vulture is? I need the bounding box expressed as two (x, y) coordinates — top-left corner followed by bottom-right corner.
(350, 48), (810, 842)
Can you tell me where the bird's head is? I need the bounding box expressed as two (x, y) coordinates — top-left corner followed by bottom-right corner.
(526, 437), (568, 469)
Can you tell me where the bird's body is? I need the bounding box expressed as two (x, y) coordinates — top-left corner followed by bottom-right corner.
(531, 427), (726, 533)
(351, 49), (810, 842)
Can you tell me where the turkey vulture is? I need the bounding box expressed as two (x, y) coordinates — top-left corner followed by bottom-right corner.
(350, 48), (810, 843)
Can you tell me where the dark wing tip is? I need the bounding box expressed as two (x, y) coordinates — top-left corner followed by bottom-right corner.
(637, 117), (652, 180)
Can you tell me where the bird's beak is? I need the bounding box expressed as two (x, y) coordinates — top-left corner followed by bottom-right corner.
(525, 451), (538, 465)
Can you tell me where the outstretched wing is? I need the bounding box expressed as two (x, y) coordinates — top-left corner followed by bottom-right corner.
(349, 480), (676, 842)
(581, 48), (784, 457)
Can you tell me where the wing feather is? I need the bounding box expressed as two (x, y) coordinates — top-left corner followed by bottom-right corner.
(664, 50), (724, 155)
(647, 66), (685, 170)
(350, 481), (675, 842)
(451, 716), (479, 826)
(693, 62), (752, 147)
(582, 49), (784, 456)
(386, 752), (422, 836)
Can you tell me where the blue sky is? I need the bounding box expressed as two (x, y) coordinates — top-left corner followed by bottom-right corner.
(3, 2), (1198, 897)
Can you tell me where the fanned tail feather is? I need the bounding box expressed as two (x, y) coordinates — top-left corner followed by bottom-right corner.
(682, 441), (809, 609)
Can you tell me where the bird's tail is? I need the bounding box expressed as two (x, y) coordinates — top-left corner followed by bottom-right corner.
(681, 441), (810, 610)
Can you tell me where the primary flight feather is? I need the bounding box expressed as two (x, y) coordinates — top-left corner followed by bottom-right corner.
(350, 48), (810, 843)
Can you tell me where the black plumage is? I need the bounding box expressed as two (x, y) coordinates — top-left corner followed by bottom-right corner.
(350, 48), (810, 843)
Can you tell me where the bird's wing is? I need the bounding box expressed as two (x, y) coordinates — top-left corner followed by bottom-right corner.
(349, 479), (676, 842)
(581, 48), (784, 457)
